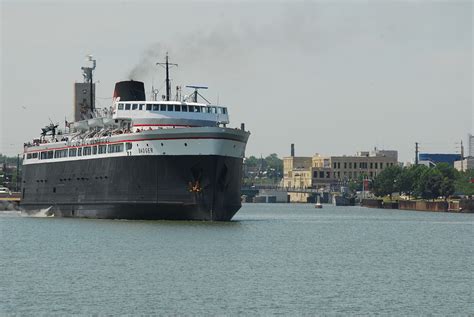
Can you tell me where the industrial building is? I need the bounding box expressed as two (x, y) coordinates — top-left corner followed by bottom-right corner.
(418, 153), (462, 167)
(283, 145), (398, 191)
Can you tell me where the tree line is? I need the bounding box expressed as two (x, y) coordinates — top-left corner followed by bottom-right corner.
(371, 163), (473, 200)
(243, 154), (283, 185)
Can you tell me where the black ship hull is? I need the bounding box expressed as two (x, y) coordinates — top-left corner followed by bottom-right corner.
(20, 155), (243, 221)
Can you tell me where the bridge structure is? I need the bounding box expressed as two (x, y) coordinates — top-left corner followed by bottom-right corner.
(241, 185), (323, 194)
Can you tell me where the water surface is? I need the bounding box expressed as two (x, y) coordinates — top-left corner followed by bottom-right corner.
(1, 204), (473, 315)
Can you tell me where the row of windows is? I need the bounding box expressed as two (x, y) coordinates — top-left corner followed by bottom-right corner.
(28, 143), (126, 160)
(332, 162), (395, 169)
(117, 103), (227, 114)
(313, 171), (379, 179)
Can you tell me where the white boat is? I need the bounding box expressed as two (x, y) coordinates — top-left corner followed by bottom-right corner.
(315, 195), (322, 208)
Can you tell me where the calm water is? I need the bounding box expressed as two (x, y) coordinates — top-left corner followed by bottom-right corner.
(1, 204), (473, 315)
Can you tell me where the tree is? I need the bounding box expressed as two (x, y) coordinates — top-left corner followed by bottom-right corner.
(434, 163), (456, 200)
(264, 153), (283, 181)
(417, 168), (442, 200)
(372, 165), (402, 199)
(244, 156), (259, 168)
(454, 169), (474, 196)
(396, 166), (415, 197)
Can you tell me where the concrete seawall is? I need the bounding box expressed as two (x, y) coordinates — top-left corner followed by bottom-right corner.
(361, 199), (383, 208)
(399, 200), (448, 212)
(362, 199), (473, 213)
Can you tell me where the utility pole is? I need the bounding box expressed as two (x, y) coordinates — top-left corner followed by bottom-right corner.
(415, 142), (419, 165)
(16, 154), (20, 192)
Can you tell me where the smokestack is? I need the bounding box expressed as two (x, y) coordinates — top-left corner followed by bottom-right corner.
(291, 144), (295, 157)
(113, 81), (146, 101)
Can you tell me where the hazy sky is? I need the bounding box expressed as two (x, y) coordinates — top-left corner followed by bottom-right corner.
(1, 0), (472, 162)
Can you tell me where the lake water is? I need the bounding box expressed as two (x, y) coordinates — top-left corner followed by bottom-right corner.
(1, 204), (473, 315)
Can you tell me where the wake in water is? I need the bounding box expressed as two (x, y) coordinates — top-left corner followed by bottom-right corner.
(22, 206), (55, 218)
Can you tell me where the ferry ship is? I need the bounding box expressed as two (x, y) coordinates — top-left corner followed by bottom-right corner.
(21, 55), (250, 221)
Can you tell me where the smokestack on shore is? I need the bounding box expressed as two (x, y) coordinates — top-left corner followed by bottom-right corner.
(291, 144), (295, 157)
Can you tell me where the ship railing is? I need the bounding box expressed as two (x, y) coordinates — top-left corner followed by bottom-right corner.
(93, 107), (114, 118)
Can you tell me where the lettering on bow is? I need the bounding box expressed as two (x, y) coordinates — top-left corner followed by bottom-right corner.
(138, 147), (153, 154)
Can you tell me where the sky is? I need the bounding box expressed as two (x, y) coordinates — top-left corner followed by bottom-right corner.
(1, 0), (472, 162)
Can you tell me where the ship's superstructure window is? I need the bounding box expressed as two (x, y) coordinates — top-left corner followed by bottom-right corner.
(153, 105), (159, 111)
(40, 151), (54, 159)
(78, 148), (82, 156)
(160, 105), (166, 111)
(146, 104), (152, 111)
(83, 146), (92, 156)
(125, 104), (131, 110)
(108, 143), (124, 153)
(53, 149), (67, 158)
(182, 105), (188, 112)
(167, 105), (174, 111)
(118, 104), (124, 110)
(98, 145), (107, 154)
(139, 104), (144, 110)
(69, 148), (77, 157)
(175, 105), (181, 112)
(126, 142), (132, 151)
(92, 146), (98, 155)
(27, 153), (32, 159)
(132, 104), (138, 110)
(189, 105), (194, 112)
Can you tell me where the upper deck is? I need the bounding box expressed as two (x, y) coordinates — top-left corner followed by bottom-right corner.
(113, 101), (229, 126)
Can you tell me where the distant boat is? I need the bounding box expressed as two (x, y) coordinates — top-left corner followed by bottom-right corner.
(315, 195), (322, 208)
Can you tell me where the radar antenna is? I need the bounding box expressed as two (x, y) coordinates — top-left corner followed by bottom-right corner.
(156, 53), (178, 101)
(41, 122), (59, 138)
(185, 86), (210, 104)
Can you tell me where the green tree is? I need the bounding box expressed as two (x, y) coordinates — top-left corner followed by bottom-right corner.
(396, 165), (431, 198)
(434, 163), (457, 199)
(372, 165), (402, 199)
(396, 167), (415, 197)
(264, 153), (283, 181)
(417, 168), (443, 200)
(244, 156), (259, 168)
(454, 169), (474, 196)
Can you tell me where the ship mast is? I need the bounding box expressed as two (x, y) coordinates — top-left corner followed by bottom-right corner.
(156, 53), (178, 101)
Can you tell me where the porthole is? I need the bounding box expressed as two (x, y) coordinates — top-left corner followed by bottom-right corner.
(161, 143), (164, 146)
(184, 143), (187, 147)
